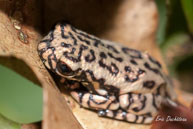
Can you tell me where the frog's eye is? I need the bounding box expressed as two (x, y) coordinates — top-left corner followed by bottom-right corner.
(56, 61), (73, 76)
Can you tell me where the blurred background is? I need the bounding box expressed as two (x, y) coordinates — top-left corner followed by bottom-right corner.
(0, 0), (193, 128)
(156, 0), (193, 93)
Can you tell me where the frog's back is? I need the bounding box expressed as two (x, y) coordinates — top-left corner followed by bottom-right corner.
(38, 23), (166, 95)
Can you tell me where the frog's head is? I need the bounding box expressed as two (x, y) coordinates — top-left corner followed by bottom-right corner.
(38, 22), (81, 79)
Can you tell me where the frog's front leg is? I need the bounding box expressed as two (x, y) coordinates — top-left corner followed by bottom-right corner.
(98, 109), (153, 124)
(71, 91), (119, 110)
(97, 93), (157, 124)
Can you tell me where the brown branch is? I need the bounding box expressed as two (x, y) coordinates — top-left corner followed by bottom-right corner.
(0, 0), (83, 128)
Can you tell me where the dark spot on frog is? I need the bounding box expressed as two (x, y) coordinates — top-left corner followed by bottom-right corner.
(68, 32), (77, 45)
(122, 47), (142, 59)
(106, 45), (120, 54)
(98, 60), (119, 76)
(144, 62), (162, 77)
(111, 63), (119, 75)
(130, 59), (138, 65)
(47, 50), (57, 71)
(85, 49), (96, 62)
(60, 24), (69, 39)
(125, 66), (132, 72)
(94, 40), (105, 47)
(108, 52), (123, 62)
(138, 69), (145, 75)
(77, 35), (91, 45)
(125, 75), (138, 82)
(100, 52), (107, 58)
(61, 42), (72, 48)
(124, 68), (145, 83)
(63, 44), (88, 62)
(148, 55), (162, 68)
(70, 48), (76, 54)
(152, 94), (159, 110)
(143, 81), (155, 89)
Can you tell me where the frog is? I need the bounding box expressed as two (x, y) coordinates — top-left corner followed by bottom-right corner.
(37, 22), (176, 124)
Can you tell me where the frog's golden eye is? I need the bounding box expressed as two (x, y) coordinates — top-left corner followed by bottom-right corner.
(56, 61), (73, 76)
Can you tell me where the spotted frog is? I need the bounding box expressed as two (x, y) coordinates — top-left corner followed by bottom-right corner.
(38, 22), (176, 124)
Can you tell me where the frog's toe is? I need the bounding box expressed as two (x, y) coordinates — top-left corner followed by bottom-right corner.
(98, 109), (153, 124)
(71, 91), (119, 110)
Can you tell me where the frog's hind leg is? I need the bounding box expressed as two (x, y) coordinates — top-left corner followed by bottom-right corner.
(119, 93), (162, 116)
(71, 91), (119, 110)
(98, 109), (153, 124)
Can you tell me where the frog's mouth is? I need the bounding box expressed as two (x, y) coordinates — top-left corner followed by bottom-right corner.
(50, 70), (89, 93)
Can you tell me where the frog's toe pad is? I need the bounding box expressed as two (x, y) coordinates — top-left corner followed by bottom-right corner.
(98, 109), (153, 124)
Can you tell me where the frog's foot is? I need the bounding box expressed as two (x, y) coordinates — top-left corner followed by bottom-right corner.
(98, 109), (153, 124)
(71, 91), (119, 110)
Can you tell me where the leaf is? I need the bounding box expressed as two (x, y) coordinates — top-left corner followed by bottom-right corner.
(160, 32), (190, 75)
(0, 64), (43, 124)
(155, 0), (167, 44)
(161, 32), (189, 52)
(0, 114), (20, 129)
(181, 0), (193, 34)
(166, 0), (189, 37)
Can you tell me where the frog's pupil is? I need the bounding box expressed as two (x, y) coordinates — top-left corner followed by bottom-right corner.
(57, 61), (72, 74)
